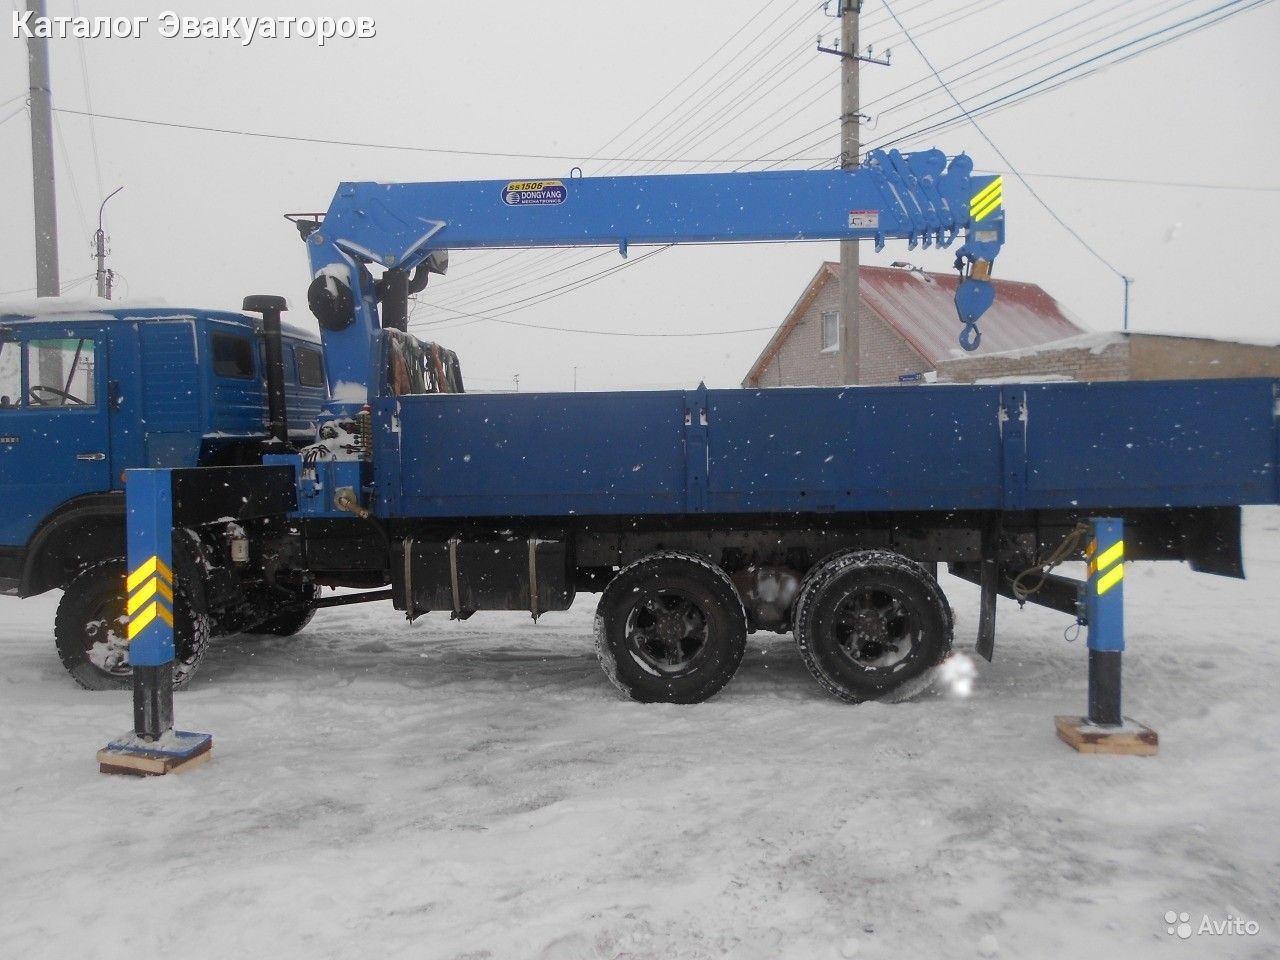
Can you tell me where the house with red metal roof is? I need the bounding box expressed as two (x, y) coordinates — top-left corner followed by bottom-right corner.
(741, 262), (1084, 387)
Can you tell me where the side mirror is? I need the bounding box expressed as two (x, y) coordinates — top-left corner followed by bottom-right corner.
(0, 326), (12, 346)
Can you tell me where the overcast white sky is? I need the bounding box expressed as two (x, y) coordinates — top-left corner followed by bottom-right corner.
(2, 0), (1277, 391)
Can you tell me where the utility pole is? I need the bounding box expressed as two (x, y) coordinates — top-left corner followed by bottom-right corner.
(27, 0), (60, 297)
(839, 0), (860, 385)
(819, 2), (889, 384)
(95, 187), (123, 299)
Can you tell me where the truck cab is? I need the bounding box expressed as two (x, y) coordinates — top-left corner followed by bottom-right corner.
(0, 304), (328, 687)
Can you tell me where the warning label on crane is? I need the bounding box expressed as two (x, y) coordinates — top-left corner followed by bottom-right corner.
(502, 180), (568, 206)
(848, 210), (879, 229)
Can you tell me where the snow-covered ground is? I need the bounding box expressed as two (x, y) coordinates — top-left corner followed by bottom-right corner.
(2, 510), (1278, 960)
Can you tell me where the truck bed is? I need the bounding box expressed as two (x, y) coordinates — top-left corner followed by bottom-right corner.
(375, 379), (1280, 519)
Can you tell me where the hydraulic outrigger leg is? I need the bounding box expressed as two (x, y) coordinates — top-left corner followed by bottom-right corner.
(1055, 517), (1159, 756)
(97, 469), (213, 776)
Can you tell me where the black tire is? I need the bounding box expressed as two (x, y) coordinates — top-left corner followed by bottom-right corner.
(794, 550), (952, 704)
(251, 585), (320, 636)
(791, 550), (855, 631)
(54, 559), (210, 691)
(595, 552), (747, 704)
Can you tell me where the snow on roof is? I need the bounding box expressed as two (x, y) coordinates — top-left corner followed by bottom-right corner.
(0, 296), (321, 343)
(0, 294), (171, 317)
(743, 263), (1085, 384)
(945, 331), (1125, 362)
(942, 329), (1280, 364)
(857, 265), (1084, 366)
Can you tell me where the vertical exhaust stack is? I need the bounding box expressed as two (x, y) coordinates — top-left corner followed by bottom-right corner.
(379, 269), (410, 332)
(243, 295), (291, 451)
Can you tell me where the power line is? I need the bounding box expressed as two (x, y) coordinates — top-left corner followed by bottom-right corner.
(583, 0), (783, 164)
(70, 0), (104, 202)
(881, 0), (1128, 284)
(756, 0), (1161, 169)
(0, 103), (26, 129)
(0, 273), (95, 297)
(52, 113), (90, 240)
(594, 1), (824, 176)
(873, 0), (1272, 153)
(431, 2), (833, 310)
(50, 105), (822, 166)
(427, 0), (1278, 333)
(429, 305), (777, 338)
(866, 0), (1209, 151)
(415, 248), (674, 332)
(977, 169), (1280, 193)
(430, 0), (1110, 328)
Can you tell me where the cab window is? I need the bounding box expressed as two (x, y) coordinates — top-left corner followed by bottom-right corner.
(5, 338), (98, 408)
(0, 340), (20, 408)
(212, 333), (255, 379)
(294, 345), (325, 388)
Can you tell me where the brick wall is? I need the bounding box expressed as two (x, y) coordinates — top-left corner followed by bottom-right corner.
(858, 309), (932, 384)
(1131, 336), (1280, 379)
(753, 276), (845, 387)
(936, 339), (1132, 383)
(935, 334), (1280, 384)
(750, 278), (931, 387)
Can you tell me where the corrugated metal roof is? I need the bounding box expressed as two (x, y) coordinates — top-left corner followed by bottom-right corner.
(743, 262), (1085, 385)
(859, 264), (1084, 365)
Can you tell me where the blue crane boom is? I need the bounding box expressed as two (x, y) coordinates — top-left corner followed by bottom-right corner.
(297, 148), (1005, 398)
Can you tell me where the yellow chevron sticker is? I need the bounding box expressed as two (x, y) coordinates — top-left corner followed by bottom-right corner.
(125, 556), (176, 642)
(126, 600), (174, 640)
(1095, 539), (1124, 572)
(126, 576), (174, 615)
(970, 177), (1003, 222)
(126, 555), (173, 593)
(1096, 563), (1125, 596)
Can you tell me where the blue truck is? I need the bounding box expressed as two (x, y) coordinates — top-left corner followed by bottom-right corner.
(15, 149), (1280, 717)
(0, 305), (333, 688)
(104, 148), (1278, 719)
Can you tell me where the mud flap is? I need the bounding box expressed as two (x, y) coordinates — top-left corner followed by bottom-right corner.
(975, 522), (998, 662)
(976, 553), (997, 662)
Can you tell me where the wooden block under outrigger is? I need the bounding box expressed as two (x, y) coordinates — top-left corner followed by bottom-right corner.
(97, 730), (213, 776)
(1055, 716), (1157, 756)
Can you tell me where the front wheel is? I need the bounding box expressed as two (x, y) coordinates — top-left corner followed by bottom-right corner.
(595, 552), (747, 704)
(54, 559), (210, 691)
(794, 551), (952, 703)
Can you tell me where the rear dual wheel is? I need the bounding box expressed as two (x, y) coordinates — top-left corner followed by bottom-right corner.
(595, 552), (747, 704)
(793, 550), (952, 703)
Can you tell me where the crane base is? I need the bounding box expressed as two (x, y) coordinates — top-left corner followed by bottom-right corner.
(97, 730), (213, 776)
(1055, 716), (1157, 756)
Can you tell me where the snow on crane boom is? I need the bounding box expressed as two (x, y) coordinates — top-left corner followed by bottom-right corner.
(292, 148), (1004, 399)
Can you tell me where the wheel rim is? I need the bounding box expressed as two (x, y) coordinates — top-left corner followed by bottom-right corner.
(83, 594), (132, 677)
(830, 585), (921, 672)
(625, 589), (710, 675)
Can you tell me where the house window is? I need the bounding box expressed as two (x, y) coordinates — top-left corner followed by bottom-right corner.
(820, 311), (839, 352)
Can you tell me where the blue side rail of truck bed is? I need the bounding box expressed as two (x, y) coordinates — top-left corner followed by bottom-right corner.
(376, 378), (1280, 519)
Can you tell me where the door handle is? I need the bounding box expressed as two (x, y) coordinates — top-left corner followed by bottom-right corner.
(76, 452), (106, 461)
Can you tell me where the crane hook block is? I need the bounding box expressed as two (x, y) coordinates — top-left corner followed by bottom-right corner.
(954, 277), (994, 352)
